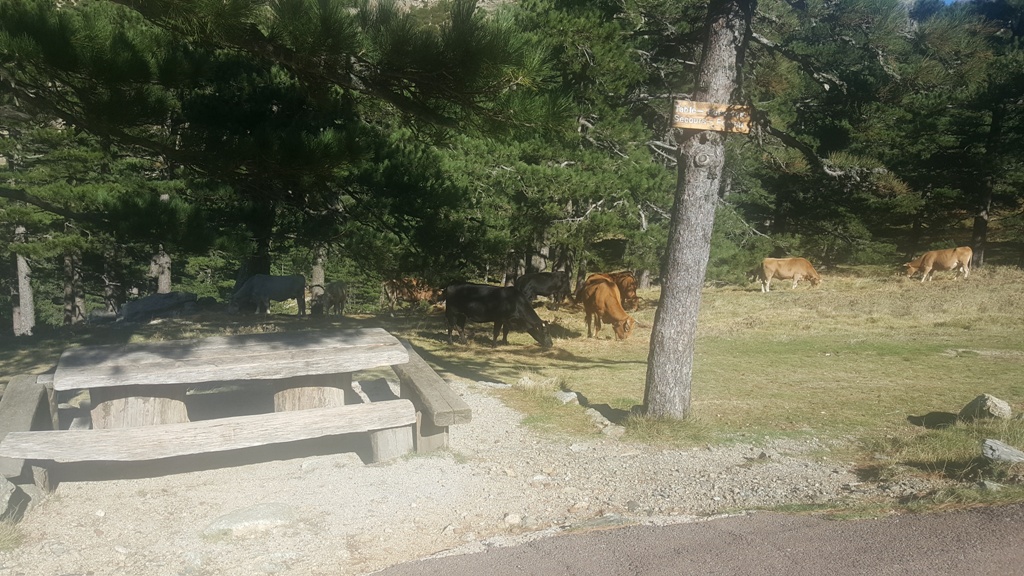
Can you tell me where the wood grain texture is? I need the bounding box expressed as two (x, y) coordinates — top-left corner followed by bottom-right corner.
(53, 328), (409, 390)
(89, 384), (189, 429)
(393, 340), (472, 427)
(0, 399), (416, 462)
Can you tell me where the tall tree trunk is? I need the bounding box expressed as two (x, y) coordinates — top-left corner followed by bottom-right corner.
(310, 244), (327, 316)
(971, 105), (1005, 269)
(12, 225), (35, 336)
(971, 188), (992, 268)
(63, 251), (85, 324)
(148, 246), (172, 294)
(643, 0), (751, 419)
(103, 247), (124, 313)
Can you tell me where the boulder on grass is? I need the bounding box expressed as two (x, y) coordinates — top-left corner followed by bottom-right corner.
(958, 394), (1012, 422)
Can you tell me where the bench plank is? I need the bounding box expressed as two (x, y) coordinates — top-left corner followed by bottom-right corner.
(393, 340), (472, 427)
(0, 399), (416, 462)
(53, 328), (409, 391)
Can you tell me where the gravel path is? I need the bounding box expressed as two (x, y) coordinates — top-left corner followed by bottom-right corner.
(0, 378), (930, 576)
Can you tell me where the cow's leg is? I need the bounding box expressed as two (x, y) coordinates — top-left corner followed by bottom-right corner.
(501, 321), (510, 344)
(922, 268), (932, 282)
(791, 275), (801, 289)
(458, 319), (469, 344)
(586, 312), (594, 338)
(593, 316), (603, 337)
(446, 317), (455, 344)
(297, 294), (306, 316)
(491, 321), (502, 347)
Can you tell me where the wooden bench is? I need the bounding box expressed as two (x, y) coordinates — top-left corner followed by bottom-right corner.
(0, 328), (470, 489)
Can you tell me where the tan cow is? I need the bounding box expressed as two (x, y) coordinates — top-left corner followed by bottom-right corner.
(322, 280), (347, 315)
(581, 274), (636, 340)
(756, 257), (822, 293)
(904, 246), (973, 282)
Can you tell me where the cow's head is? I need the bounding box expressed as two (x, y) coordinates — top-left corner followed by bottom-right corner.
(809, 275), (822, 287)
(903, 262), (919, 277)
(526, 320), (554, 348)
(613, 316), (636, 340)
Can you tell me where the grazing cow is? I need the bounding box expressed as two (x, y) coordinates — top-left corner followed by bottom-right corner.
(322, 281), (348, 315)
(230, 274), (306, 315)
(755, 258), (822, 293)
(580, 275), (636, 340)
(575, 271), (640, 311)
(514, 272), (572, 307)
(381, 278), (443, 316)
(607, 271), (640, 311)
(904, 246), (973, 282)
(444, 283), (553, 348)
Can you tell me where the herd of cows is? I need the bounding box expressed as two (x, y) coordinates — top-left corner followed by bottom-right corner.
(226, 246), (974, 348)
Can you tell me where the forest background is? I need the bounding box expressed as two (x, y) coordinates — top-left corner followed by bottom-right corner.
(0, 0), (1022, 331)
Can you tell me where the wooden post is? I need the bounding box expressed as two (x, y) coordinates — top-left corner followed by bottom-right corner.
(90, 384), (189, 429)
(368, 426), (414, 462)
(273, 373), (351, 411)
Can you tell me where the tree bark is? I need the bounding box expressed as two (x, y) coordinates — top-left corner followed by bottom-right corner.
(63, 252), (85, 324)
(13, 225), (35, 337)
(310, 244), (327, 315)
(148, 247), (172, 294)
(971, 104), (1005, 269)
(643, 0), (751, 419)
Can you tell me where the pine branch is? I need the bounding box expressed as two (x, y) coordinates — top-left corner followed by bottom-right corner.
(749, 30), (848, 93)
(0, 186), (108, 224)
(107, 0), (501, 128)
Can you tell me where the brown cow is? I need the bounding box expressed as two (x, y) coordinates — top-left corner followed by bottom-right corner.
(756, 257), (822, 293)
(576, 271), (639, 311)
(581, 274), (636, 340)
(607, 271), (640, 311)
(381, 278), (443, 316)
(904, 246), (973, 282)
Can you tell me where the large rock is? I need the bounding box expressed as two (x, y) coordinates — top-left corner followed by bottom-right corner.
(958, 394), (1013, 422)
(0, 476), (29, 520)
(0, 476), (15, 515)
(120, 291), (198, 323)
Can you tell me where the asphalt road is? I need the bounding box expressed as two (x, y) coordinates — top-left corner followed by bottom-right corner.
(372, 504), (1024, 576)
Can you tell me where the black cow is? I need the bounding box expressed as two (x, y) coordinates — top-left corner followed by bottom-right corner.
(444, 283), (553, 348)
(513, 272), (572, 307)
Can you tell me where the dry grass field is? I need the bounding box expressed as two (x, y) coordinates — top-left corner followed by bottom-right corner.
(2, 264), (1023, 512)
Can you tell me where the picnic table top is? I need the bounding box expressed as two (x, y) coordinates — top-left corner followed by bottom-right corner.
(52, 328), (410, 391)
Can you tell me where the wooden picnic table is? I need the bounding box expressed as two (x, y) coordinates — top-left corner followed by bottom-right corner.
(0, 328), (471, 489)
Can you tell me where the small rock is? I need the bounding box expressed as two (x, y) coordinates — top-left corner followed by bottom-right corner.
(601, 425), (626, 439)
(203, 503), (297, 538)
(503, 513), (522, 526)
(554, 391), (579, 405)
